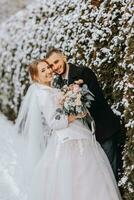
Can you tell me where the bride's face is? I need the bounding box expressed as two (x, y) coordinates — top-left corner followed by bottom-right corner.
(36, 61), (53, 85)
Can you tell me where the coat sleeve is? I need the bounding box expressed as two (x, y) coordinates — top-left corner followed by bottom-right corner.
(37, 89), (69, 130)
(82, 67), (106, 105)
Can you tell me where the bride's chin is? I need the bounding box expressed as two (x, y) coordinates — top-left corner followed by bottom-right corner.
(46, 77), (53, 86)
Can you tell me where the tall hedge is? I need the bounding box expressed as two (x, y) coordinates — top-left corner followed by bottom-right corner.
(0, 0), (133, 198)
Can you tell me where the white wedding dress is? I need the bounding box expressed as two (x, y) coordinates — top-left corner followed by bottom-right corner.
(16, 83), (122, 200)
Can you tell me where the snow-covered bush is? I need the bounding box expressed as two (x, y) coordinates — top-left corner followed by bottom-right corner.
(118, 1), (134, 199)
(0, 0), (133, 198)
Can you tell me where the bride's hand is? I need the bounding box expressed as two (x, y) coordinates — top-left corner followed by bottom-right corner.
(68, 112), (87, 123)
(68, 114), (76, 123)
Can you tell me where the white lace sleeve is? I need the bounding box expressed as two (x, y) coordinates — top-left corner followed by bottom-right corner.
(37, 88), (68, 130)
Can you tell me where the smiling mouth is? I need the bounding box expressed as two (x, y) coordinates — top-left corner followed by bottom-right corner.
(57, 66), (63, 72)
(46, 73), (52, 78)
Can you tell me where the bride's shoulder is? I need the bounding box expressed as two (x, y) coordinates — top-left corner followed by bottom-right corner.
(35, 83), (57, 98)
(29, 83), (60, 100)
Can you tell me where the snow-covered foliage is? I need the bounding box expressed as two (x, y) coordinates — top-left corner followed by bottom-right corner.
(0, 0), (133, 198)
(0, 0), (34, 24)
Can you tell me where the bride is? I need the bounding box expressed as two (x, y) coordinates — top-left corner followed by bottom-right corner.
(16, 59), (122, 200)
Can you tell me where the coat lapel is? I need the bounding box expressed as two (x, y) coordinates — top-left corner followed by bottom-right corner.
(68, 63), (79, 85)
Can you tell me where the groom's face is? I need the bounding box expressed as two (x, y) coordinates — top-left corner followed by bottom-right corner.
(46, 53), (66, 75)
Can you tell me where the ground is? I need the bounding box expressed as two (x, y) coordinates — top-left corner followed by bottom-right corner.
(0, 114), (27, 200)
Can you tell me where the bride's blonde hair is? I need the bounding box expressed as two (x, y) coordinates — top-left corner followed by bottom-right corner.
(28, 59), (48, 81)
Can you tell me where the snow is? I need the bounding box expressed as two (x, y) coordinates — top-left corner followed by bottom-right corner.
(125, 120), (134, 129)
(0, 0), (134, 197)
(0, 114), (27, 200)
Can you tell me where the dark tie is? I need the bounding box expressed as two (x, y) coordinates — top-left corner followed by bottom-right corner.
(52, 75), (68, 88)
(62, 78), (68, 86)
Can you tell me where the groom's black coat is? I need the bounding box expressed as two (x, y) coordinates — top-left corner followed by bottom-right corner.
(67, 63), (121, 144)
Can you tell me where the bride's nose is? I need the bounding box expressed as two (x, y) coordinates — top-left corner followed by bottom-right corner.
(48, 68), (53, 74)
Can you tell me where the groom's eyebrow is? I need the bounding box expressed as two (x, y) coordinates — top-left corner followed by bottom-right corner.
(54, 59), (59, 64)
(48, 59), (59, 68)
(41, 68), (46, 72)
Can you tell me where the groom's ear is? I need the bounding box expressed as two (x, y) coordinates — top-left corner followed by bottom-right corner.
(61, 53), (67, 63)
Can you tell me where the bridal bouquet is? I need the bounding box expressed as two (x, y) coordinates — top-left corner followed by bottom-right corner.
(55, 80), (94, 119)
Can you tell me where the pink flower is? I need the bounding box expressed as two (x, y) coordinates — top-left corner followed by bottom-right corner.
(73, 84), (80, 93)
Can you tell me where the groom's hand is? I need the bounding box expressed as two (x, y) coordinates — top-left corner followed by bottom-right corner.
(75, 112), (87, 119)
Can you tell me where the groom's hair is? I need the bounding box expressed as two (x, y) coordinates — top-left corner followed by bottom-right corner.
(46, 48), (63, 58)
(28, 58), (48, 80)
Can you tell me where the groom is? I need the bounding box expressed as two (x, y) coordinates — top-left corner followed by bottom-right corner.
(46, 48), (122, 179)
